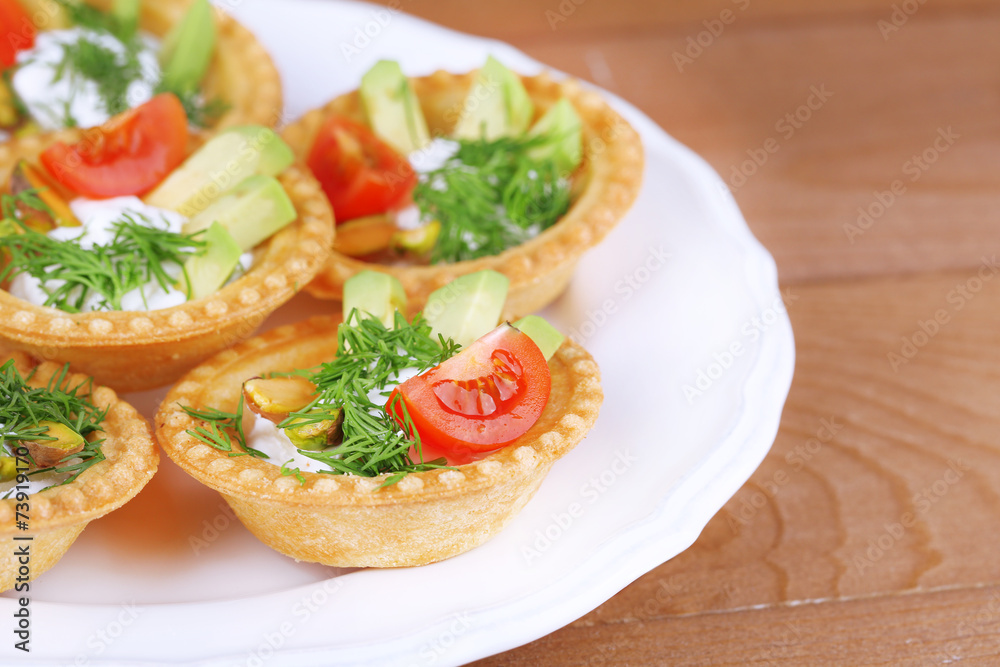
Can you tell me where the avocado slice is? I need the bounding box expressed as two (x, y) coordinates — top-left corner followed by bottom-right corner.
(526, 98), (583, 175)
(360, 60), (430, 155)
(453, 56), (534, 141)
(145, 126), (294, 217)
(158, 0), (216, 95)
(512, 315), (565, 361)
(343, 270), (407, 328)
(182, 175), (297, 251)
(422, 270), (509, 347)
(112, 0), (141, 40)
(183, 221), (242, 301)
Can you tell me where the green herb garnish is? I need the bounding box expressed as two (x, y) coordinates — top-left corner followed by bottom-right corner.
(279, 459), (306, 486)
(416, 134), (572, 263)
(0, 190), (207, 313)
(182, 310), (462, 485)
(53, 35), (142, 117)
(156, 83), (229, 129)
(0, 359), (108, 492)
(44, 1), (223, 128)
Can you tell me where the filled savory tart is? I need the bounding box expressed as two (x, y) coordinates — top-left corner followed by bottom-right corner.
(282, 57), (644, 319)
(1, 0), (281, 139)
(156, 271), (602, 567)
(0, 350), (158, 592)
(0, 94), (333, 392)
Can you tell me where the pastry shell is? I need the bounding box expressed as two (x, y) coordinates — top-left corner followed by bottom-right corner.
(0, 351), (159, 592)
(155, 315), (603, 567)
(282, 69), (644, 319)
(15, 0), (282, 132)
(0, 136), (335, 393)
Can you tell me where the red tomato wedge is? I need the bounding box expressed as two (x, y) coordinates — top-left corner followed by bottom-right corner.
(40, 93), (189, 198)
(307, 115), (417, 223)
(387, 324), (551, 464)
(0, 0), (34, 70)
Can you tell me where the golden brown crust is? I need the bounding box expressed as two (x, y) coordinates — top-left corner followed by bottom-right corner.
(14, 0), (282, 132)
(0, 352), (159, 590)
(155, 315), (603, 567)
(282, 69), (644, 319)
(0, 129), (335, 392)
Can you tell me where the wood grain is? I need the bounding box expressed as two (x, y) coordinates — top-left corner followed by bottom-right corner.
(370, 0), (999, 41)
(475, 268), (1000, 664)
(373, 0), (1000, 283)
(359, 0), (1000, 663)
(519, 12), (1000, 283)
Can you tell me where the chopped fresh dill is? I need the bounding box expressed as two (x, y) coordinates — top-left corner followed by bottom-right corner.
(37, 1), (224, 128)
(280, 459), (306, 486)
(0, 358), (108, 490)
(180, 402), (266, 458)
(157, 83), (229, 129)
(181, 310), (462, 486)
(0, 190), (207, 313)
(415, 134), (572, 263)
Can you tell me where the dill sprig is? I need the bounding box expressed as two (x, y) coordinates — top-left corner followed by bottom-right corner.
(0, 359), (108, 490)
(415, 135), (572, 264)
(53, 37), (142, 117)
(40, 2), (224, 128)
(0, 191), (206, 313)
(290, 310), (460, 481)
(182, 310), (462, 486)
(156, 83), (229, 129)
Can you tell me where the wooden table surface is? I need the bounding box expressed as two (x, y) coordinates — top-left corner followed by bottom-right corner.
(363, 0), (1000, 663)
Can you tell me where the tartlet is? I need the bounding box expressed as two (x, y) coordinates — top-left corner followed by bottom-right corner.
(0, 134), (334, 393)
(13, 0), (282, 133)
(282, 69), (644, 319)
(0, 351), (159, 592)
(155, 315), (603, 567)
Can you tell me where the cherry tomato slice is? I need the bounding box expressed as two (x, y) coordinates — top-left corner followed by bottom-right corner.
(40, 93), (189, 199)
(387, 324), (551, 464)
(0, 0), (35, 70)
(307, 116), (417, 223)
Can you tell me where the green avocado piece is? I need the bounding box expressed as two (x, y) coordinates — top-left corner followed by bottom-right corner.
(158, 0), (216, 95)
(111, 0), (140, 39)
(360, 60), (430, 155)
(526, 98), (583, 175)
(183, 221), (242, 301)
(453, 56), (534, 141)
(512, 315), (565, 361)
(423, 270), (509, 347)
(182, 175), (296, 251)
(343, 270), (407, 329)
(146, 126), (294, 217)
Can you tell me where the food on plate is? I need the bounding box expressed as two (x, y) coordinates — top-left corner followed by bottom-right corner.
(282, 56), (644, 318)
(0, 0), (281, 139)
(0, 351), (158, 592)
(0, 94), (334, 392)
(155, 270), (602, 567)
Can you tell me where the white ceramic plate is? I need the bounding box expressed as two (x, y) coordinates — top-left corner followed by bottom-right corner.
(0, 1), (795, 664)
